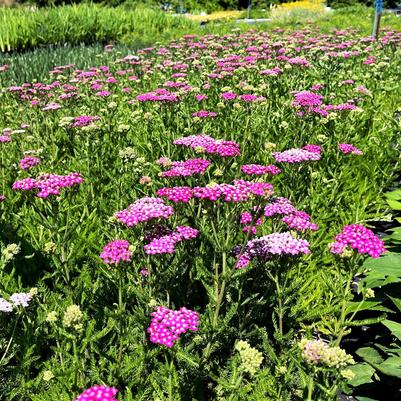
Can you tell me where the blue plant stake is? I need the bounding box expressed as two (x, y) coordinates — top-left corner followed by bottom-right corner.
(247, 0), (252, 19)
(372, 0), (384, 39)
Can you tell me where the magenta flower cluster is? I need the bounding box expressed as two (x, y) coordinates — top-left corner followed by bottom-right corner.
(100, 240), (132, 265)
(12, 172), (83, 198)
(114, 197), (174, 227)
(339, 143), (363, 155)
(173, 134), (240, 157)
(192, 110), (217, 118)
(148, 306), (199, 348)
(241, 164), (281, 176)
(161, 158), (211, 178)
(144, 225), (199, 255)
(74, 385), (119, 401)
(19, 156), (41, 170)
(137, 89), (179, 103)
(157, 180), (273, 203)
(70, 115), (100, 128)
(273, 148), (321, 163)
(330, 224), (386, 258)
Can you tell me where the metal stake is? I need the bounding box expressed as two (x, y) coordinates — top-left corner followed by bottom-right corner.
(372, 0), (383, 39)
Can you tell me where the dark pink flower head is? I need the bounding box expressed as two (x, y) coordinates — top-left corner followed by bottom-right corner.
(157, 186), (194, 203)
(148, 306), (199, 348)
(100, 240), (132, 265)
(241, 164), (281, 176)
(192, 110), (217, 118)
(173, 134), (240, 157)
(303, 144), (321, 154)
(144, 225), (198, 255)
(19, 156), (41, 170)
(161, 158), (210, 178)
(339, 143), (363, 155)
(114, 197), (174, 227)
(74, 385), (118, 401)
(330, 224), (386, 258)
(71, 115), (100, 128)
(292, 91), (323, 108)
(12, 172), (83, 198)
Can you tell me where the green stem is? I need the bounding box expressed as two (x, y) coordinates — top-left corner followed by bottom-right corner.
(334, 270), (354, 346)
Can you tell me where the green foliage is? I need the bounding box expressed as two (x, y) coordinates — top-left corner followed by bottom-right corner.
(0, 16), (401, 401)
(0, 4), (198, 53)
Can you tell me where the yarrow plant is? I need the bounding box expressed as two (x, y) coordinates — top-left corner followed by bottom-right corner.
(173, 134), (240, 157)
(234, 232), (311, 268)
(19, 156), (41, 170)
(114, 197), (174, 227)
(144, 225), (199, 255)
(74, 385), (119, 401)
(273, 148), (321, 163)
(147, 306), (199, 348)
(330, 224), (386, 258)
(338, 143), (363, 155)
(12, 172), (83, 198)
(100, 240), (132, 265)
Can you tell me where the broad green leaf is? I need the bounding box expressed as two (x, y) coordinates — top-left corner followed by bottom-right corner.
(382, 319), (401, 341)
(377, 356), (401, 378)
(356, 347), (383, 364)
(388, 295), (401, 313)
(387, 199), (401, 210)
(347, 363), (375, 387)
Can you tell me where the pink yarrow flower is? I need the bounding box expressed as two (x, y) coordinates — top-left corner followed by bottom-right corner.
(273, 148), (321, 163)
(241, 164), (281, 176)
(100, 240), (132, 265)
(330, 224), (386, 258)
(74, 385), (119, 401)
(148, 306), (199, 348)
(173, 134), (240, 157)
(339, 143), (363, 155)
(19, 156), (41, 170)
(12, 172), (83, 198)
(114, 197), (174, 227)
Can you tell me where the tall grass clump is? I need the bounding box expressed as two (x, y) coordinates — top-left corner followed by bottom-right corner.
(0, 3), (198, 52)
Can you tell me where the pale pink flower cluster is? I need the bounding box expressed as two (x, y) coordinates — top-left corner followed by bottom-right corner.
(161, 158), (211, 178)
(263, 197), (296, 217)
(235, 232), (310, 268)
(0, 292), (33, 312)
(12, 172), (83, 198)
(144, 226), (198, 255)
(330, 224), (386, 258)
(74, 385), (119, 401)
(19, 156), (41, 170)
(282, 211), (319, 231)
(148, 306), (199, 348)
(241, 164), (281, 176)
(100, 240), (132, 265)
(273, 148), (321, 163)
(173, 134), (240, 157)
(339, 143), (363, 155)
(114, 197), (174, 227)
